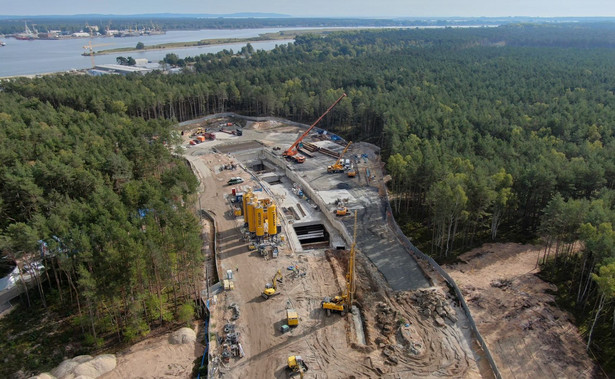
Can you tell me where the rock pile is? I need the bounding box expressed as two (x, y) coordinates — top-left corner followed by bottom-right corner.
(375, 302), (398, 337)
(411, 288), (458, 326)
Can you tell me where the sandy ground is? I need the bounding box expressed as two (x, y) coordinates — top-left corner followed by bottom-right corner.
(444, 243), (599, 378)
(94, 119), (597, 379)
(188, 141), (486, 378)
(100, 325), (204, 379)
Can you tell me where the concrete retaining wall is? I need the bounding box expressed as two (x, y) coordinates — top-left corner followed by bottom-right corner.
(261, 149), (354, 247)
(261, 148), (501, 379)
(382, 197), (502, 379)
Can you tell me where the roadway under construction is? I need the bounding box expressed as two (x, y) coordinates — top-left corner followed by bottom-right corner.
(183, 114), (495, 378)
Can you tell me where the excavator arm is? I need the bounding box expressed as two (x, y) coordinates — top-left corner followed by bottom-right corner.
(283, 93), (347, 157)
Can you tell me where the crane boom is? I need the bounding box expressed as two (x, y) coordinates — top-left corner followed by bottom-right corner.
(346, 210), (357, 310)
(283, 93), (347, 158)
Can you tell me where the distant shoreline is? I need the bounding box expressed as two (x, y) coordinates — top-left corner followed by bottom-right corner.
(93, 29), (338, 55)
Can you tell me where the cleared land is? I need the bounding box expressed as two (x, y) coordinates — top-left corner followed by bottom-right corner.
(445, 243), (599, 378)
(98, 115), (597, 378)
(184, 117), (486, 378)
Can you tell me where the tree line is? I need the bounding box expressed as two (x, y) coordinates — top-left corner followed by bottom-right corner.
(0, 84), (202, 376)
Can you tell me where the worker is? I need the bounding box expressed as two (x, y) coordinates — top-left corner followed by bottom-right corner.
(236, 266), (239, 272)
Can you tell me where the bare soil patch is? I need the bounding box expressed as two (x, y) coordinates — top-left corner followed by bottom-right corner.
(445, 243), (598, 378)
(100, 324), (204, 379)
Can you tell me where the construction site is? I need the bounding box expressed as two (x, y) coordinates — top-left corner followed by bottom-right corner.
(179, 96), (594, 378)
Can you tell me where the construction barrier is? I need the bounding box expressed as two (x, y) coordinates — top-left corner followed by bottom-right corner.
(197, 311), (209, 379)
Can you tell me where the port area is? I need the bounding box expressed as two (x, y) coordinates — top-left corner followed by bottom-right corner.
(183, 116), (489, 378)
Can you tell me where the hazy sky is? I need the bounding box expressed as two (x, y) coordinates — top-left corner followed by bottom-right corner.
(2, 0), (614, 17)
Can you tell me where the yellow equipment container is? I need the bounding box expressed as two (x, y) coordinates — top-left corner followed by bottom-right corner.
(255, 205), (265, 237)
(242, 192), (253, 223)
(267, 204), (278, 235)
(247, 202), (256, 233)
(287, 309), (299, 326)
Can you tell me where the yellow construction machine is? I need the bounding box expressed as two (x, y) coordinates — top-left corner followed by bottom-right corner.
(327, 141), (352, 173)
(335, 206), (349, 216)
(287, 355), (308, 378)
(287, 309), (299, 326)
(347, 164), (357, 177)
(262, 269), (282, 299)
(322, 211), (357, 316)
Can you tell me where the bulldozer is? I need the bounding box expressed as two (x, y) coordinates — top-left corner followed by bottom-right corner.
(262, 269), (282, 299)
(322, 211), (357, 316)
(287, 355), (308, 378)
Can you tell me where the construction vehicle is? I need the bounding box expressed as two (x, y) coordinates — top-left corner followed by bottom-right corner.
(322, 211), (357, 316)
(347, 165), (357, 177)
(335, 206), (349, 216)
(191, 127), (204, 136)
(262, 269), (283, 299)
(291, 155), (305, 163)
(227, 177), (244, 185)
(287, 309), (299, 326)
(283, 93), (347, 162)
(327, 141), (352, 173)
(287, 356), (308, 378)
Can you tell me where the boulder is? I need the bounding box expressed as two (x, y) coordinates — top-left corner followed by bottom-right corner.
(71, 356), (94, 364)
(50, 359), (80, 378)
(71, 354), (116, 378)
(29, 374), (56, 379)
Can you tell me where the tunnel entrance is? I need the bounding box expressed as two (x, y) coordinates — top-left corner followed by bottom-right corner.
(293, 223), (330, 249)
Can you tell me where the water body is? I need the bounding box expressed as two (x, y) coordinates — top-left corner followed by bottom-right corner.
(0, 28), (307, 77)
(0, 25), (493, 77)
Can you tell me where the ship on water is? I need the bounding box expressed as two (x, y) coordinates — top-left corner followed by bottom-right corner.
(15, 22), (38, 40)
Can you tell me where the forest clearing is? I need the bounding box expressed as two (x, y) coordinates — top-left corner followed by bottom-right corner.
(3, 24), (615, 378)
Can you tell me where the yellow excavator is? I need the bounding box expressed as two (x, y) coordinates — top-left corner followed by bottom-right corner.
(327, 141), (352, 173)
(322, 210), (357, 316)
(262, 269), (282, 299)
(287, 355), (308, 378)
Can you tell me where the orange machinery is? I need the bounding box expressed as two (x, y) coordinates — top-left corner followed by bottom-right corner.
(282, 93), (347, 163)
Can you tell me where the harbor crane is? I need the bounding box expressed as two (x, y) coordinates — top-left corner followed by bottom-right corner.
(82, 41), (113, 68)
(321, 210), (357, 316)
(282, 93), (347, 163)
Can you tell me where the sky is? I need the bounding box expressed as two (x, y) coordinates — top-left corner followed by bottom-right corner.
(2, 0), (614, 18)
